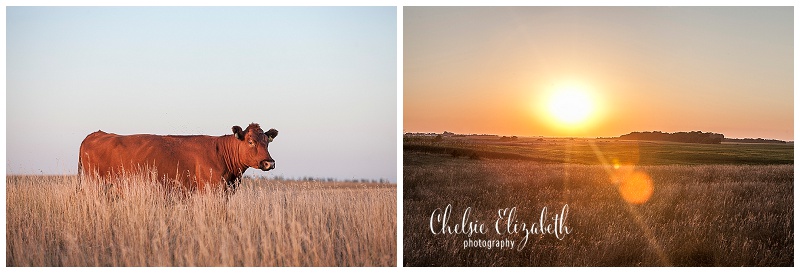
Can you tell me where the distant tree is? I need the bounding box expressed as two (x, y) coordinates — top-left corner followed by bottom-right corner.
(618, 131), (724, 144)
(725, 138), (787, 144)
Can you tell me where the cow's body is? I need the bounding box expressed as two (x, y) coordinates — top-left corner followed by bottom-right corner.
(78, 123), (278, 192)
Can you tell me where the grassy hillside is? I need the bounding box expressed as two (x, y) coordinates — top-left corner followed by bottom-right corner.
(7, 174), (396, 266)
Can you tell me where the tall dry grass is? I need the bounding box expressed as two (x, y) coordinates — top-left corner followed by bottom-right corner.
(404, 154), (793, 266)
(7, 173), (396, 266)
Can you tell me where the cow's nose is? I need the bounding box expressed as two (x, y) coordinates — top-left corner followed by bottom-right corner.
(260, 160), (275, 171)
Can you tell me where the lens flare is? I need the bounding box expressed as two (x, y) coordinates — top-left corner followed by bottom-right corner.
(612, 158), (621, 169)
(617, 171), (654, 205)
(587, 140), (666, 264)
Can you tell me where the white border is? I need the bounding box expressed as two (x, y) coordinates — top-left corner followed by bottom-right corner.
(2, 0), (800, 6)
(2, 0), (798, 270)
(396, 6), (404, 268)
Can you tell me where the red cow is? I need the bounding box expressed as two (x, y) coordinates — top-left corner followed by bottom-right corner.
(78, 123), (278, 192)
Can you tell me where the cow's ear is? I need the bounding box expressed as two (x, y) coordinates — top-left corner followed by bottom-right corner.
(266, 128), (278, 142)
(232, 126), (245, 140)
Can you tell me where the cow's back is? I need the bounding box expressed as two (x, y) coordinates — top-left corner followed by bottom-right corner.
(80, 131), (154, 177)
(79, 131), (117, 177)
(78, 131), (220, 190)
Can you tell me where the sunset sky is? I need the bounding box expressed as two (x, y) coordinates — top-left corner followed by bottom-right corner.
(404, 7), (793, 140)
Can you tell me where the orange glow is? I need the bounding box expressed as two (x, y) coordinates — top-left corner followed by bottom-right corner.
(616, 171), (654, 205)
(403, 8), (793, 141)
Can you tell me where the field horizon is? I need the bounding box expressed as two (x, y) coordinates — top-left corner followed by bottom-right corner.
(404, 134), (793, 166)
(403, 130), (793, 143)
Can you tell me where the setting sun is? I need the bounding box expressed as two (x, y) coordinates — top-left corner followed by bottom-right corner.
(542, 83), (598, 131)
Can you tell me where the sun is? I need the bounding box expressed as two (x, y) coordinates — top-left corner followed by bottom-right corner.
(547, 85), (595, 126)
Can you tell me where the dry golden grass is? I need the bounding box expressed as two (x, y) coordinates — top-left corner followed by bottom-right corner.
(404, 153), (793, 266)
(7, 174), (396, 266)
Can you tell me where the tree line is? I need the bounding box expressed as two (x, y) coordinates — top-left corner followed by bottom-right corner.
(617, 131), (725, 144)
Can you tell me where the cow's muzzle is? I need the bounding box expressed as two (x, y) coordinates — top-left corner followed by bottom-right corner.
(259, 160), (275, 171)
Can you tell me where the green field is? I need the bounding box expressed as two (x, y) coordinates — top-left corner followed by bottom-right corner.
(404, 136), (793, 165)
(403, 136), (793, 266)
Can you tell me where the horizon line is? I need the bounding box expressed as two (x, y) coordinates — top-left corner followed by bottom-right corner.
(402, 130), (794, 142)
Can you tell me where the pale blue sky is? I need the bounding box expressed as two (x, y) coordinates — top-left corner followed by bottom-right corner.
(6, 7), (397, 181)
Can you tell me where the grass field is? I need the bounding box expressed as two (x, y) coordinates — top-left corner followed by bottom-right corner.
(7, 174), (396, 266)
(404, 136), (794, 165)
(403, 137), (793, 266)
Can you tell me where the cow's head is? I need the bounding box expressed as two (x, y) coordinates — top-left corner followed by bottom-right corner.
(232, 123), (278, 171)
